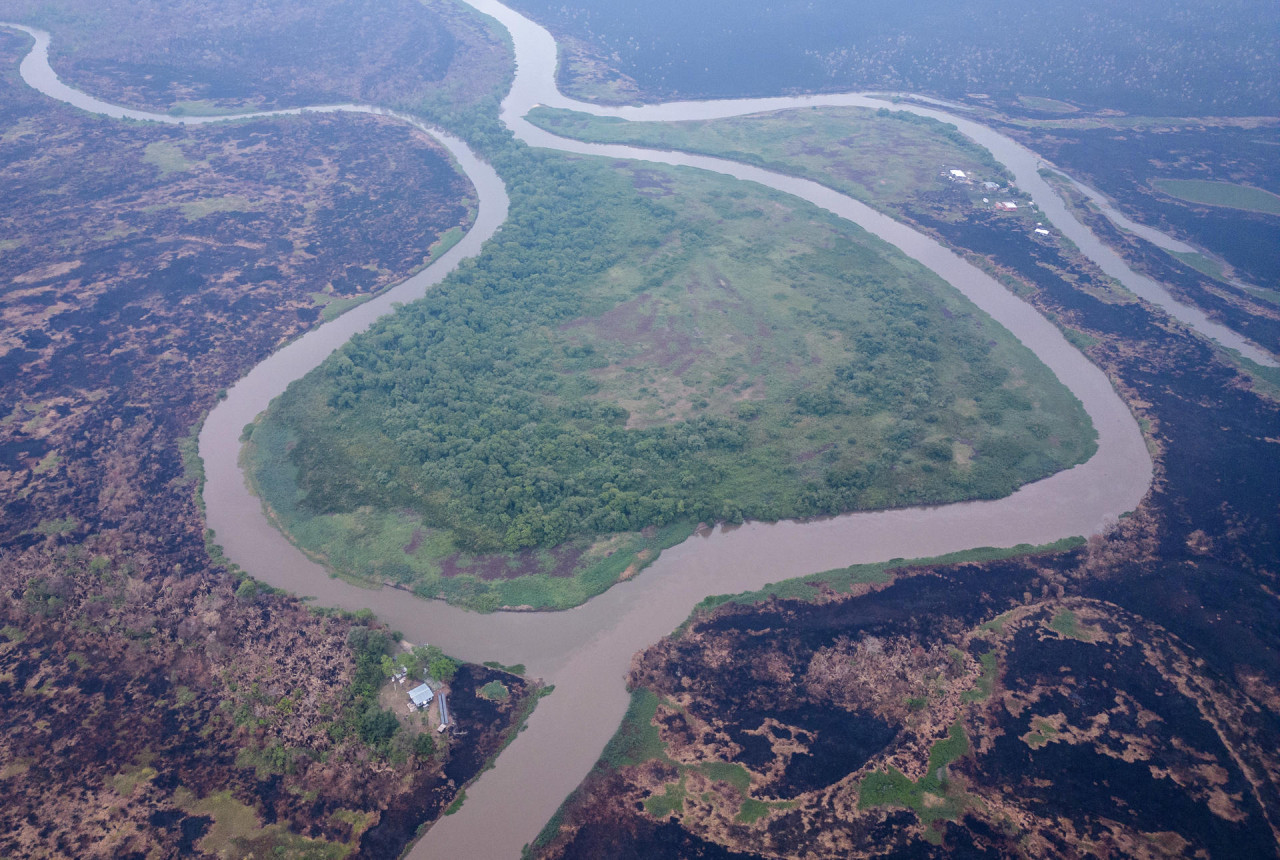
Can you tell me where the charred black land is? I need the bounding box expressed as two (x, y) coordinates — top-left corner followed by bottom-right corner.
(534, 139), (1280, 860)
(506, 0), (1280, 115)
(0, 27), (530, 858)
(1018, 123), (1280, 291)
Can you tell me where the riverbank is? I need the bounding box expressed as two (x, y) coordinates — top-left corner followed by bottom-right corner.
(5, 7), (1162, 858)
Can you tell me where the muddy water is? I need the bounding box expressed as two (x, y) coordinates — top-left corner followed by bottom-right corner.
(464, 0), (1275, 368)
(6, 13), (1167, 858)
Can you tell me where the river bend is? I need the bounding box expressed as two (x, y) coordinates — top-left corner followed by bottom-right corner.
(3, 9), (1217, 857)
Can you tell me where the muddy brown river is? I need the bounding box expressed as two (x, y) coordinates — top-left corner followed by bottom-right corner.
(10, 3), (1273, 855)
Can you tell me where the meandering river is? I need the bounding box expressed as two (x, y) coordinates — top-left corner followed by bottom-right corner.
(8, 4), (1272, 855)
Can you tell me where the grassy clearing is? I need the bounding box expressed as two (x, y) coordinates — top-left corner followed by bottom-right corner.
(980, 610), (1016, 635)
(698, 760), (752, 793)
(1169, 250), (1227, 281)
(644, 778), (687, 817)
(1022, 717), (1061, 749)
(111, 762), (157, 797)
(479, 680), (510, 700)
(858, 722), (972, 842)
(1241, 284), (1280, 308)
(32, 451), (60, 475)
(961, 652), (999, 703)
(1152, 178), (1280, 215)
(179, 195), (257, 220)
(736, 797), (770, 824)
(1049, 608), (1094, 641)
(734, 797), (797, 824)
(142, 140), (198, 176)
(174, 787), (347, 858)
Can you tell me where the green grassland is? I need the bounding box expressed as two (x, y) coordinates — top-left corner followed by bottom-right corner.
(246, 149), (1095, 612)
(1152, 178), (1280, 216)
(528, 104), (1014, 214)
(858, 722), (972, 842)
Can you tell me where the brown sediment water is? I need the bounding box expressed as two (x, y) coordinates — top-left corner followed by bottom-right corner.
(9, 8), (1236, 855)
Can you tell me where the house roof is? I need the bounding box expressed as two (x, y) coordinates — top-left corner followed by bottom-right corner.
(409, 683), (434, 706)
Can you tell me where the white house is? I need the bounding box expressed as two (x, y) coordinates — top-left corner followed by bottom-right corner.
(409, 682), (434, 710)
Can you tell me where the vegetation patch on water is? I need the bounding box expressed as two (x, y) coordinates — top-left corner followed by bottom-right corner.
(1151, 179), (1280, 216)
(247, 150), (1095, 611)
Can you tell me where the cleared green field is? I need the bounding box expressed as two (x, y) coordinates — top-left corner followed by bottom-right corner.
(248, 150), (1095, 612)
(1152, 179), (1280, 215)
(1169, 250), (1227, 281)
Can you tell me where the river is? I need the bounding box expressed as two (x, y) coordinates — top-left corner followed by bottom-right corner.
(7, 5), (1259, 856)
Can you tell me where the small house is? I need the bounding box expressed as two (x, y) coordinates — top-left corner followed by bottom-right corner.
(1034, 228), (1051, 236)
(409, 682), (434, 710)
(949, 169), (968, 179)
(983, 181), (1000, 191)
(1000, 201), (1018, 211)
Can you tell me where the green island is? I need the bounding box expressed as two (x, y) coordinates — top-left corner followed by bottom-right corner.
(247, 134), (1095, 612)
(1150, 178), (1280, 216)
(528, 104), (1018, 218)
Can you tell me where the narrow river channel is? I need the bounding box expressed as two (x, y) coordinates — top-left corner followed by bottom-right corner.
(10, 3), (1263, 854)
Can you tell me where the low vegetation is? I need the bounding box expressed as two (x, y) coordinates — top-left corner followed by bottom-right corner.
(1151, 178), (1280, 216)
(858, 722), (971, 840)
(529, 104), (1014, 215)
(599, 689), (669, 770)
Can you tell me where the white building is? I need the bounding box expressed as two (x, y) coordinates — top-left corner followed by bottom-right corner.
(949, 169), (968, 179)
(409, 682), (434, 710)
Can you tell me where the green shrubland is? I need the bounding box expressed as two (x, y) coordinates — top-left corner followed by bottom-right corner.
(247, 146), (1095, 610)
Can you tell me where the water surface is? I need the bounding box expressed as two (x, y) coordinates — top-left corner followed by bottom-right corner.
(2, 14), (1175, 858)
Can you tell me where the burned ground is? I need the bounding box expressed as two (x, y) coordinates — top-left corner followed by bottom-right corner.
(533, 131), (1280, 860)
(0, 29), (532, 858)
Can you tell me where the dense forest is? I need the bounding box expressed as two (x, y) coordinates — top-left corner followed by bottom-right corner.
(250, 147), (1095, 610)
(507, 0), (1280, 115)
